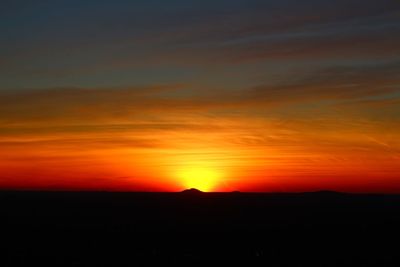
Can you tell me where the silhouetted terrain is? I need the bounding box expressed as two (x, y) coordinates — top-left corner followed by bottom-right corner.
(1, 191), (400, 266)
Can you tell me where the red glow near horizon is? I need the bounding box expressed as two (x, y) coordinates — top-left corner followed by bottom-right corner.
(1, 119), (399, 193)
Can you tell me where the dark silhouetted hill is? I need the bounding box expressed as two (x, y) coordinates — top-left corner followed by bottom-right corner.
(181, 188), (203, 194)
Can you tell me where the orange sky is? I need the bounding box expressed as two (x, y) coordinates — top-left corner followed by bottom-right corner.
(0, 1), (399, 192)
(0, 87), (399, 192)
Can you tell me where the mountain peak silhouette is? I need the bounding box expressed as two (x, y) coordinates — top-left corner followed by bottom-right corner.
(181, 188), (203, 194)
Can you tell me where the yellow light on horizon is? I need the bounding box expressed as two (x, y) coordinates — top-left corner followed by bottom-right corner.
(177, 166), (221, 192)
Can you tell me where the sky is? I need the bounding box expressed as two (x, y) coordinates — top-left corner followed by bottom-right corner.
(0, 0), (399, 192)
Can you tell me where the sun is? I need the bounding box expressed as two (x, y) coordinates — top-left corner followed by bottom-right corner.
(177, 166), (221, 192)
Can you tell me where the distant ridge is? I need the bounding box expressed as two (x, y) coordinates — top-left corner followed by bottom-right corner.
(308, 190), (345, 195)
(181, 188), (203, 194)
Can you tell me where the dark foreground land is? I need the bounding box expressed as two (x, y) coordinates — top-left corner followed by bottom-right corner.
(1, 190), (400, 266)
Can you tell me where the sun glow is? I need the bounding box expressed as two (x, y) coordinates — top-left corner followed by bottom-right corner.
(177, 166), (221, 192)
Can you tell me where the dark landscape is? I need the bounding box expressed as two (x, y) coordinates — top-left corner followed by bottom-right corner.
(2, 190), (400, 266)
